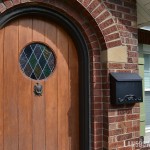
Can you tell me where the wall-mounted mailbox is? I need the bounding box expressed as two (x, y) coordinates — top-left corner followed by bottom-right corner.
(110, 72), (143, 105)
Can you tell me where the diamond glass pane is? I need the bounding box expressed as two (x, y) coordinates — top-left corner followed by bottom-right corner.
(19, 43), (56, 80)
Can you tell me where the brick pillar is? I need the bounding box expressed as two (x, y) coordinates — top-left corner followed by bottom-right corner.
(102, 0), (139, 149)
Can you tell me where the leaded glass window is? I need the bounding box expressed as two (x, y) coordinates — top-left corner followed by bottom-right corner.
(19, 43), (56, 80)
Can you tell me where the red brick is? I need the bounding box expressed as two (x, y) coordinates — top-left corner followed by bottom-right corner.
(108, 110), (117, 116)
(109, 63), (123, 69)
(126, 114), (140, 120)
(118, 109), (132, 115)
(118, 19), (131, 26)
(120, 31), (132, 38)
(118, 147), (133, 150)
(117, 24), (127, 31)
(117, 5), (130, 13)
(21, 0), (30, 3)
(93, 89), (102, 96)
(102, 76), (109, 82)
(81, 22), (90, 30)
(117, 70), (131, 73)
(106, 37), (122, 48)
(109, 129), (124, 136)
(91, 122), (103, 129)
(128, 51), (138, 57)
(91, 109), (103, 116)
(92, 141), (102, 149)
(127, 126), (139, 132)
(91, 56), (101, 62)
(125, 38), (138, 45)
(90, 41), (100, 49)
(96, 11), (110, 24)
(108, 0), (123, 5)
(105, 33), (120, 42)
(124, 1), (136, 9)
(111, 10), (122, 18)
(133, 107), (140, 113)
(0, 3), (6, 12)
(92, 62), (101, 69)
(92, 97), (102, 102)
(77, 0), (83, 2)
(102, 25), (118, 36)
(99, 18), (114, 29)
(92, 103), (102, 110)
(117, 133), (132, 141)
(89, 34), (98, 43)
(124, 14), (137, 21)
(104, 2), (115, 10)
(82, 0), (91, 7)
(133, 120), (140, 126)
(124, 64), (137, 69)
(90, 49), (100, 56)
(109, 116), (125, 123)
(134, 103), (140, 107)
(118, 121), (132, 129)
(93, 76), (101, 82)
(91, 134), (103, 142)
(102, 83), (110, 89)
(92, 116), (103, 123)
(92, 129), (103, 136)
(92, 70), (101, 76)
(109, 141), (124, 149)
(109, 123), (117, 130)
(91, 3), (105, 18)
(126, 26), (137, 33)
(125, 137), (139, 146)
(87, 0), (100, 12)
(3, 0), (13, 8)
(12, 0), (20, 5)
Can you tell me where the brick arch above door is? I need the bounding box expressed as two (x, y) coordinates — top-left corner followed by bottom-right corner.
(0, 0), (123, 50)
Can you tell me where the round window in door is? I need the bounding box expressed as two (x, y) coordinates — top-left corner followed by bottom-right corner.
(19, 43), (56, 80)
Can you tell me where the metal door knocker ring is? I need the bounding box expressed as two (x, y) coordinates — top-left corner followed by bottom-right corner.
(34, 83), (43, 96)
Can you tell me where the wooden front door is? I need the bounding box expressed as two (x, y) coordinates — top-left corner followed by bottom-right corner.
(0, 17), (79, 150)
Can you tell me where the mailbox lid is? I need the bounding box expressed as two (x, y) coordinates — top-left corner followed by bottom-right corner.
(110, 72), (142, 81)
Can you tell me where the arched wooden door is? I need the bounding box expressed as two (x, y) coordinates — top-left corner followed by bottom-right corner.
(0, 17), (79, 150)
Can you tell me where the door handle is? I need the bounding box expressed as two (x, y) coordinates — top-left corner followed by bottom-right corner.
(34, 83), (43, 96)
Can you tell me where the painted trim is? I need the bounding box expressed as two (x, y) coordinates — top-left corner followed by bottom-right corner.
(0, 3), (91, 150)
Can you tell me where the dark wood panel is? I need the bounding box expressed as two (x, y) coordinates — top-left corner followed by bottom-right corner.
(32, 18), (46, 150)
(4, 21), (19, 150)
(0, 26), (4, 150)
(45, 21), (58, 150)
(18, 18), (33, 150)
(69, 38), (79, 150)
(57, 26), (69, 150)
(1, 17), (79, 150)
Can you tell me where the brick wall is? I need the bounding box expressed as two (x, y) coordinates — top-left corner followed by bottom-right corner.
(0, 0), (140, 150)
(102, 1), (139, 149)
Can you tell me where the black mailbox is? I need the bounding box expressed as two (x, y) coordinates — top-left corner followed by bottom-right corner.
(110, 72), (143, 105)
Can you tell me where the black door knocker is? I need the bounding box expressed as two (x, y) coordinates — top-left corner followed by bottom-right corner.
(34, 83), (43, 96)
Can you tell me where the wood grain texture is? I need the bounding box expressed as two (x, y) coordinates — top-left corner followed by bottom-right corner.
(18, 18), (33, 150)
(32, 18), (46, 150)
(4, 21), (19, 150)
(0, 17), (79, 150)
(57, 27), (69, 150)
(69, 39), (79, 150)
(0, 27), (4, 150)
(45, 21), (58, 150)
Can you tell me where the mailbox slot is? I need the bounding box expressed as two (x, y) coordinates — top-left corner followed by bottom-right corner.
(110, 72), (143, 105)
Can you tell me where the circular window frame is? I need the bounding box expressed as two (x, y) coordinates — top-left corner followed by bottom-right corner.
(19, 41), (57, 81)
